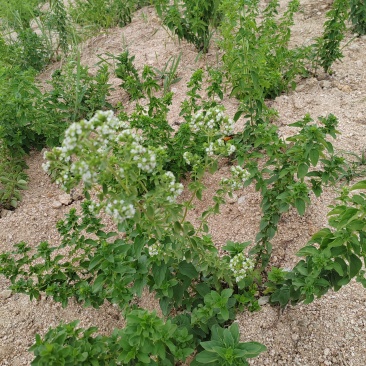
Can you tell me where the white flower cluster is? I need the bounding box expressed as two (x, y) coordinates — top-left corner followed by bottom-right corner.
(205, 139), (236, 158)
(130, 141), (156, 173)
(221, 165), (250, 191)
(148, 242), (161, 257)
(42, 110), (182, 225)
(189, 107), (234, 135)
(183, 151), (203, 166)
(43, 111), (159, 185)
(88, 201), (101, 214)
(105, 199), (136, 222)
(58, 111), (130, 159)
(227, 144), (236, 155)
(94, 110), (128, 139)
(229, 253), (255, 283)
(71, 161), (97, 185)
(61, 121), (83, 155)
(163, 171), (184, 203)
(42, 160), (51, 173)
(231, 165), (250, 181)
(183, 152), (192, 165)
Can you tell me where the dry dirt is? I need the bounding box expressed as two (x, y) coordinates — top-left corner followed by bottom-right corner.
(1, 1), (366, 365)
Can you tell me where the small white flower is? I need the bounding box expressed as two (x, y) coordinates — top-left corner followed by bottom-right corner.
(229, 253), (255, 283)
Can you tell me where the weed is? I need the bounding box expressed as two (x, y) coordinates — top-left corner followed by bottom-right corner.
(44, 55), (113, 123)
(0, 148), (28, 210)
(219, 0), (310, 120)
(155, 0), (222, 52)
(69, 0), (150, 31)
(350, 0), (366, 35)
(153, 52), (182, 94)
(315, 0), (349, 73)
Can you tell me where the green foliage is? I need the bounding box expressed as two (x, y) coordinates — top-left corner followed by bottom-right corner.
(114, 53), (227, 178)
(0, 0), (44, 31)
(0, 0), (69, 71)
(268, 180), (366, 307)
(44, 56), (113, 123)
(69, 0), (149, 31)
(0, 67), (50, 157)
(315, 0), (349, 73)
(0, 22), (50, 71)
(234, 113), (345, 268)
(153, 52), (182, 94)
(0, 108), (263, 364)
(30, 309), (195, 365)
(193, 323), (266, 365)
(114, 50), (155, 100)
(0, 148), (28, 210)
(219, 0), (310, 119)
(155, 0), (222, 52)
(48, 0), (71, 55)
(16, 28), (50, 70)
(349, 0), (366, 35)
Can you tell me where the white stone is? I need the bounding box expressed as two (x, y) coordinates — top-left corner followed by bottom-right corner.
(58, 193), (72, 205)
(258, 296), (270, 306)
(1, 209), (12, 218)
(237, 196), (247, 213)
(0, 290), (12, 300)
(51, 200), (62, 209)
(225, 192), (238, 204)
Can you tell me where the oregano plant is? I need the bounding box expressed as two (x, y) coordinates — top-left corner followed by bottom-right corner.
(0, 107), (265, 364)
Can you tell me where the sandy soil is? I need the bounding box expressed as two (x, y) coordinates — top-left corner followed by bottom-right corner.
(1, 1), (366, 365)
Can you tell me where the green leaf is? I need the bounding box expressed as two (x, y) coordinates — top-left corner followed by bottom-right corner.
(297, 163), (308, 179)
(338, 208), (359, 228)
(146, 205), (155, 220)
(330, 261), (344, 276)
(92, 274), (105, 293)
(350, 180), (366, 191)
(349, 254), (362, 278)
(195, 350), (218, 363)
(159, 297), (171, 316)
(196, 283), (210, 297)
(297, 246), (318, 257)
(220, 307), (229, 321)
(174, 221), (183, 234)
(152, 263), (167, 287)
(295, 198), (306, 216)
(179, 261), (199, 279)
(310, 228), (332, 241)
(221, 288), (233, 299)
(234, 110), (243, 122)
(309, 148), (319, 166)
(239, 342), (267, 358)
(133, 235), (145, 256)
(271, 286), (290, 307)
(223, 329), (235, 347)
(88, 255), (102, 271)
